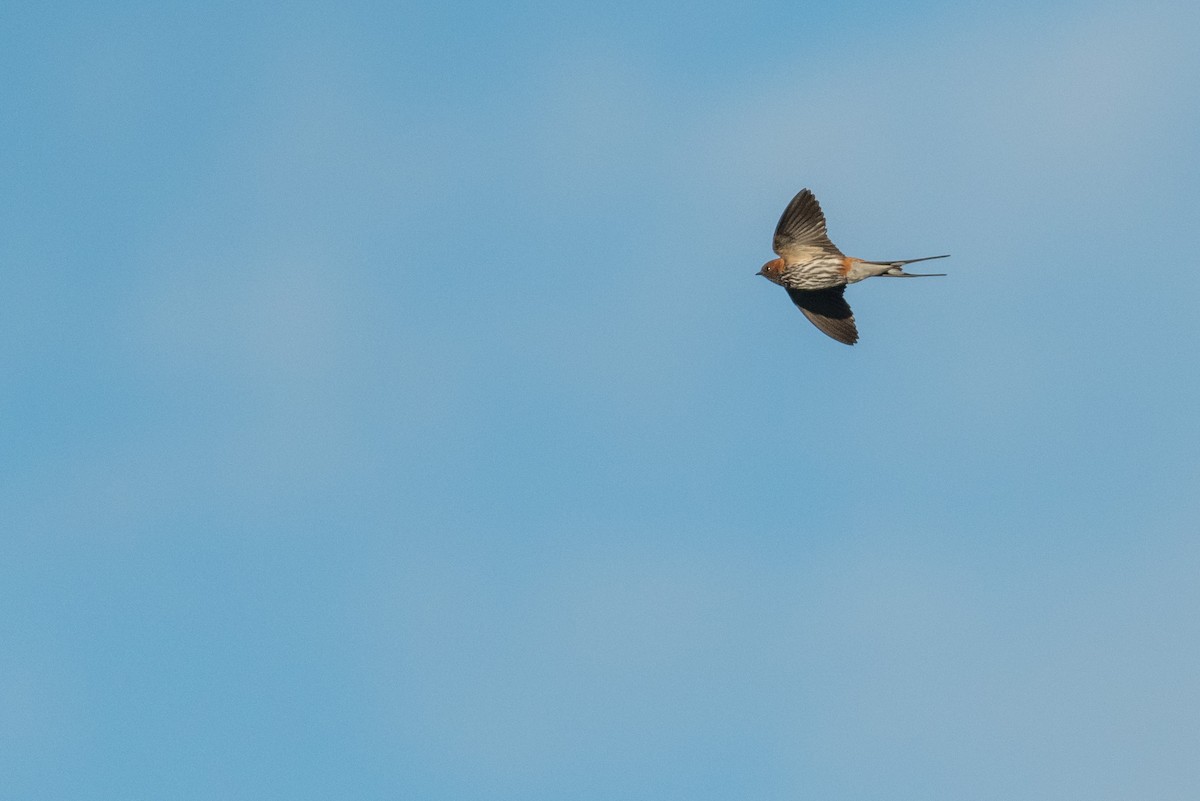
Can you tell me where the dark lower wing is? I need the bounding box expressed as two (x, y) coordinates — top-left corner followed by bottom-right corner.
(786, 286), (858, 345)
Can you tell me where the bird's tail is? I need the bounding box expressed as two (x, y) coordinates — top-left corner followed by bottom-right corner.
(867, 254), (950, 277)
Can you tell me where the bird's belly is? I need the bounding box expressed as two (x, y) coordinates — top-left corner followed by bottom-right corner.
(781, 266), (847, 291)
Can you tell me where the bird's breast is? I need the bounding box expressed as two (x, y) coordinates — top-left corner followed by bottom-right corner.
(780, 255), (850, 291)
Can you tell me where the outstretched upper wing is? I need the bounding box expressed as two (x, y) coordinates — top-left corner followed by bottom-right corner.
(773, 189), (843, 260)
(786, 286), (858, 345)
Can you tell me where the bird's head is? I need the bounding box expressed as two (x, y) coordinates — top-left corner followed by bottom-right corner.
(757, 257), (785, 285)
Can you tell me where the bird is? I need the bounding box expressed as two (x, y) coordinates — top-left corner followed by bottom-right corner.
(757, 188), (948, 345)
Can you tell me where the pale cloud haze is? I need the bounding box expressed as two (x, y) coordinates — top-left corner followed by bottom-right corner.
(3, 1), (1199, 799)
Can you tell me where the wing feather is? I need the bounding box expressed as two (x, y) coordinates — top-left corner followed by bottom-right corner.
(773, 189), (843, 260)
(786, 286), (858, 345)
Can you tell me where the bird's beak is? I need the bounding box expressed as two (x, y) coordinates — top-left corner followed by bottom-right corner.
(755, 269), (763, 276)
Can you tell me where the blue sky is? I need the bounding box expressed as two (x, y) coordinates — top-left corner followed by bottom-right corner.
(4, 0), (1200, 798)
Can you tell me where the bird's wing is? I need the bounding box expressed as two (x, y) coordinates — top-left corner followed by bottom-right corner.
(786, 286), (858, 345)
(773, 189), (843, 260)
